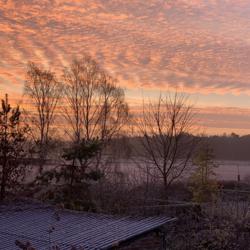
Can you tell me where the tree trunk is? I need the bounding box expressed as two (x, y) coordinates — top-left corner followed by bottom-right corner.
(0, 152), (7, 201)
(163, 175), (168, 200)
(0, 182), (5, 201)
(0, 168), (6, 201)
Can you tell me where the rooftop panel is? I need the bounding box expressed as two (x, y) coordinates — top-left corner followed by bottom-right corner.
(0, 204), (175, 249)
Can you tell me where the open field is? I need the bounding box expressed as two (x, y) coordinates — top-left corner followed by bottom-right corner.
(26, 159), (250, 183)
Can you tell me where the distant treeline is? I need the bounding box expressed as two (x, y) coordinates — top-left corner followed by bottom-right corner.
(206, 134), (250, 161)
(124, 133), (250, 161)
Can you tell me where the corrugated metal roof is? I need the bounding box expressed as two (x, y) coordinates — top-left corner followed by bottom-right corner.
(0, 204), (175, 250)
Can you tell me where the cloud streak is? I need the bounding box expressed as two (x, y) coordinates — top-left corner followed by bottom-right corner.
(1, 0), (250, 95)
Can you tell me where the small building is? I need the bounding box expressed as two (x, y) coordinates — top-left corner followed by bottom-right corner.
(0, 203), (176, 249)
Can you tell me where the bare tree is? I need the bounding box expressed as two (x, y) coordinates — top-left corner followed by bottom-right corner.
(136, 92), (198, 195)
(24, 62), (62, 172)
(62, 55), (129, 169)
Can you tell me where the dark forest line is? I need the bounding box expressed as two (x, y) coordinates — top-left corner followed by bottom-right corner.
(124, 134), (250, 161)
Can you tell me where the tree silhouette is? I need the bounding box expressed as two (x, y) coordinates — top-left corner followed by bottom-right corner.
(24, 62), (62, 173)
(62, 55), (129, 173)
(0, 94), (29, 200)
(137, 92), (198, 196)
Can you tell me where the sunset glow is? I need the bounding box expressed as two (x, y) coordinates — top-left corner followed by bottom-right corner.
(1, 0), (250, 134)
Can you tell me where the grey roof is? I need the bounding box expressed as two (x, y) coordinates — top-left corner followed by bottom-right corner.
(0, 204), (175, 250)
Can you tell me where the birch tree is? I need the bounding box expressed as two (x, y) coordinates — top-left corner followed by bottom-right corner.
(62, 55), (129, 170)
(24, 62), (62, 172)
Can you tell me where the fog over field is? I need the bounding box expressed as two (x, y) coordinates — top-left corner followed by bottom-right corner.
(118, 160), (250, 181)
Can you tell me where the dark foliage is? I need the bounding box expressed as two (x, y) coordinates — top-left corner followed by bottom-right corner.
(0, 94), (29, 200)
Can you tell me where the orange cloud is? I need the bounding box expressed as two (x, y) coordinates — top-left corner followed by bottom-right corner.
(1, 0), (250, 135)
(0, 0), (250, 95)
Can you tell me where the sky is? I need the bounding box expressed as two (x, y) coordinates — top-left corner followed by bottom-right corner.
(1, 0), (250, 134)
